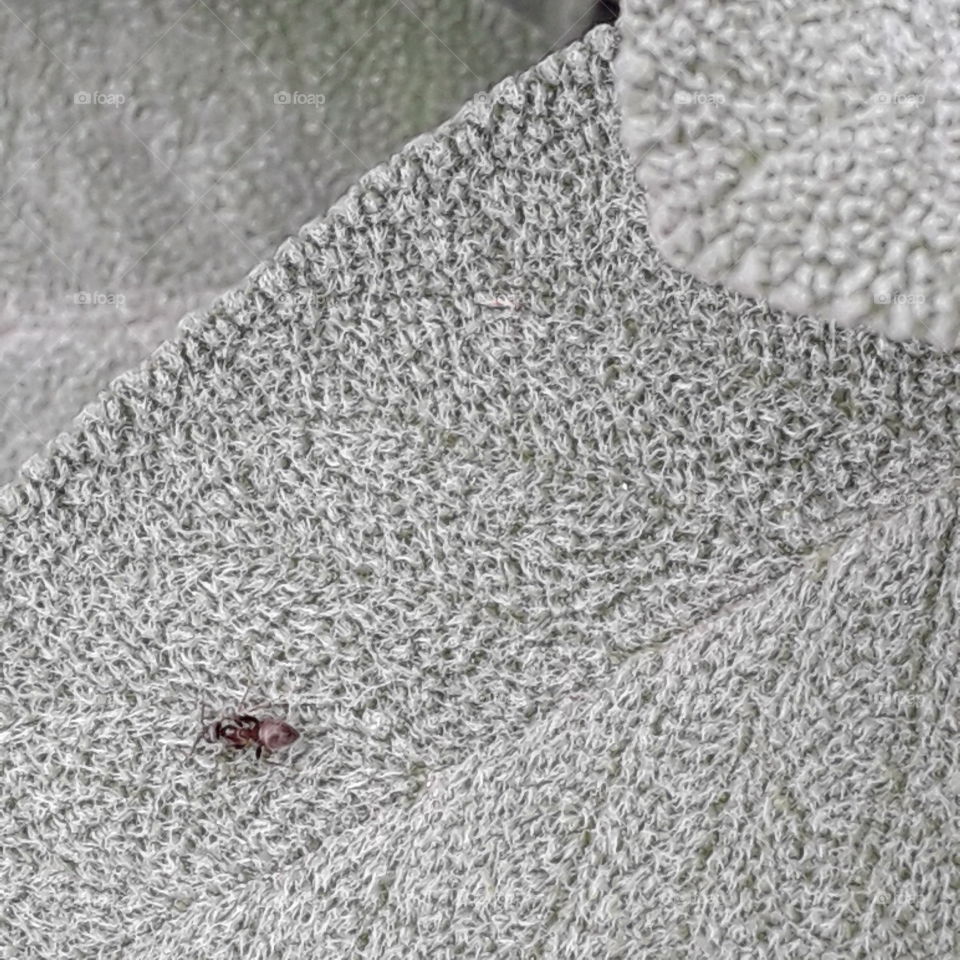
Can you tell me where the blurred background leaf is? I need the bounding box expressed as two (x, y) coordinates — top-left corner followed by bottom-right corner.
(0, 0), (616, 485)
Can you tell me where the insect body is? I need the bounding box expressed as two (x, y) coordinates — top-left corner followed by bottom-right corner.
(201, 714), (299, 760)
(190, 691), (300, 761)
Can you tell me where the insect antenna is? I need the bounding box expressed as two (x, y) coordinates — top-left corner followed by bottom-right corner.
(235, 681), (256, 713)
(186, 701), (210, 759)
(245, 698), (290, 717)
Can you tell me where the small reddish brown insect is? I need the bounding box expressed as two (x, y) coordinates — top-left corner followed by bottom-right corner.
(189, 688), (300, 761)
